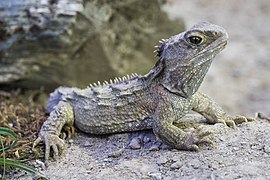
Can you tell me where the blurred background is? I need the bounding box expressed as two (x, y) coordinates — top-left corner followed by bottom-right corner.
(0, 0), (269, 116)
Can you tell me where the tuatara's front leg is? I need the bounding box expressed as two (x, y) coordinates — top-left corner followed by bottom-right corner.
(33, 101), (75, 161)
(152, 101), (212, 151)
(192, 92), (255, 127)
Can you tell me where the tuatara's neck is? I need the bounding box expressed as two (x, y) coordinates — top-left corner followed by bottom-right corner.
(160, 59), (213, 98)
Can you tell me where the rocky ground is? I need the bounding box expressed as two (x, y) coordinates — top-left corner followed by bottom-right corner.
(29, 118), (270, 180)
(9, 0), (270, 179)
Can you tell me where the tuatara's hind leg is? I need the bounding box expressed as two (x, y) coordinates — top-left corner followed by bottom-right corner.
(33, 101), (74, 161)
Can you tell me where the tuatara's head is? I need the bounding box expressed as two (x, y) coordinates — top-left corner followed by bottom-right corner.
(151, 22), (228, 98)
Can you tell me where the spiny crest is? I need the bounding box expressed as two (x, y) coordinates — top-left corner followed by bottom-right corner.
(87, 73), (139, 88)
(153, 38), (168, 57)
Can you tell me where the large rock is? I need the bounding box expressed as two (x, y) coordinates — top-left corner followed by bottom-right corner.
(0, 0), (184, 90)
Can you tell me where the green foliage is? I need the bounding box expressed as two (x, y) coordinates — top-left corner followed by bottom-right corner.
(0, 127), (48, 179)
(0, 127), (17, 153)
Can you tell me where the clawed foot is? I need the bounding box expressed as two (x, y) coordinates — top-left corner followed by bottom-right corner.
(33, 133), (65, 162)
(218, 115), (255, 127)
(180, 115), (255, 150)
(180, 128), (213, 151)
(33, 123), (76, 162)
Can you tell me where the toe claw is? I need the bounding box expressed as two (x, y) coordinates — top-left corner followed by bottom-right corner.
(225, 119), (236, 128)
(197, 131), (212, 139)
(62, 125), (75, 139)
(189, 144), (199, 151)
(221, 114), (254, 127)
(233, 116), (248, 124)
(246, 117), (256, 122)
(32, 137), (42, 150)
(52, 144), (59, 158)
(196, 138), (213, 146)
(71, 126), (75, 134)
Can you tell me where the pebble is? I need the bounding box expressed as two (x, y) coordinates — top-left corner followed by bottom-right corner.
(148, 172), (162, 180)
(233, 147), (240, 151)
(156, 157), (168, 165)
(170, 161), (183, 170)
(191, 160), (201, 169)
(149, 141), (162, 151)
(240, 141), (247, 145)
(143, 136), (151, 143)
(129, 137), (141, 149)
(263, 145), (270, 154)
(250, 144), (258, 150)
(108, 148), (124, 158)
(83, 141), (91, 147)
(103, 158), (112, 162)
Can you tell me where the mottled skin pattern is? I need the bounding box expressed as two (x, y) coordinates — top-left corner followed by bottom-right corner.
(33, 22), (254, 161)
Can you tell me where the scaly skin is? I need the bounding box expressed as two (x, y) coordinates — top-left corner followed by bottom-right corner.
(33, 22), (254, 161)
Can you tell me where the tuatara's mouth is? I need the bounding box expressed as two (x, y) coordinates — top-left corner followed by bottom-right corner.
(192, 40), (227, 67)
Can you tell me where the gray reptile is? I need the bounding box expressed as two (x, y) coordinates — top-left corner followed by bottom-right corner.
(33, 22), (253, 161)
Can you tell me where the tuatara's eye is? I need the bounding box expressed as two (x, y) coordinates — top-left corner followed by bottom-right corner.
(188, 36), (203, 45)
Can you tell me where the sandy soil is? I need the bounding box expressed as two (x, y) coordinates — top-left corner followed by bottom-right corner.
(25, 119), (270, 180)
(17, 0), (270, 179)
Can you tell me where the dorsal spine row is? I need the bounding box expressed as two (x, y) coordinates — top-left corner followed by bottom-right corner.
(88, 73), (139, 88)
